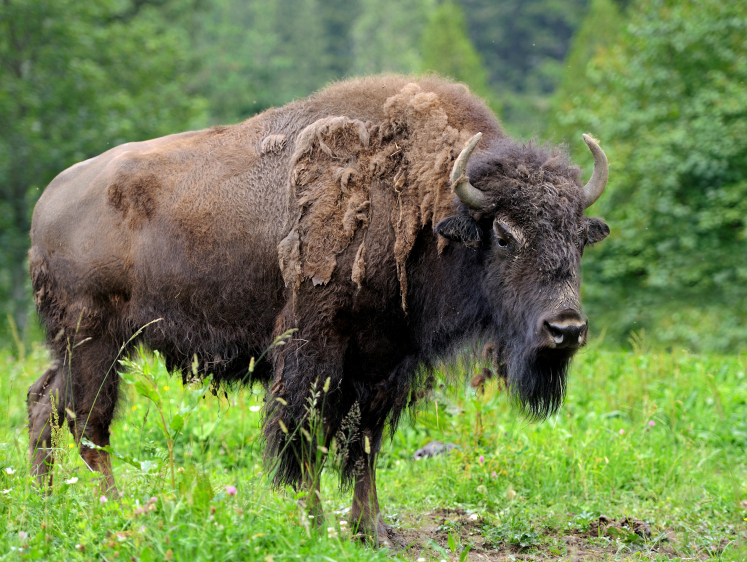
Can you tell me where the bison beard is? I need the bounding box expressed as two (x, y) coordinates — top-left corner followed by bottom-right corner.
(26, 75), (609, 548)
(509, 346), (570, 419)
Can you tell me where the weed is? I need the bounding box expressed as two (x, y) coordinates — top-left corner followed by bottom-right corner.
(0, 346), (745, 560)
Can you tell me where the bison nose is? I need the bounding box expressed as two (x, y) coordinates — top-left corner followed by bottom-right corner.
(541, 310), (588, 349)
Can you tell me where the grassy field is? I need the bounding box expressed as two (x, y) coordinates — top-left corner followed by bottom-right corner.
(1, 340), (746, 561)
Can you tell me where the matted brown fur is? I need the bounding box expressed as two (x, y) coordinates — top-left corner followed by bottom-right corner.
(27, 74), (608, 544)
(279, 82), (494, 310)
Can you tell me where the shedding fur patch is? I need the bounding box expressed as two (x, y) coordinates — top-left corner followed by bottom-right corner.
(279, 84), (480, 310)
(279, 116), (373, 290)
(260, 134), (287, 154)
(107, 169), (160, 228)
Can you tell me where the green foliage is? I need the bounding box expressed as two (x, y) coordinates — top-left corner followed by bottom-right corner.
(351, 0), (433, 75)
(187, 0), (332, 125)
(420, 0), (493, 104)
(1, 344), (745, 559)
(459, 0), (589, 136)
(546, 0), (623, 137)
(552, 0), (747, 352)
(120, 350), (213, 489)
(0, 0), (206, 335)
(318, 0), (362, 76)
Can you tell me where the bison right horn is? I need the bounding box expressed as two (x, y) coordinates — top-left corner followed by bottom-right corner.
(450, 132), (487, 209)
(581, 134), (609, 209)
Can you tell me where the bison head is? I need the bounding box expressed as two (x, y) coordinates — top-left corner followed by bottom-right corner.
(436, 133), (610, 418)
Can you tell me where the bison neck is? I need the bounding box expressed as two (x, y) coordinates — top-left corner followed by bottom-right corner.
(405, 231), (491, 362)
(340, 230), (490, 386)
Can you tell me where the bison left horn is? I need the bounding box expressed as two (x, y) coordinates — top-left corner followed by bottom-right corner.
(582, 134), (609, 209)
(450, 132), (486, 209)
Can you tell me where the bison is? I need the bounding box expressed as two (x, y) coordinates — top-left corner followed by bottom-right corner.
(27, 75), (609, 547)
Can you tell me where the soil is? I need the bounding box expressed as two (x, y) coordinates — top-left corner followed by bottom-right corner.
(388, 508), (699, 561)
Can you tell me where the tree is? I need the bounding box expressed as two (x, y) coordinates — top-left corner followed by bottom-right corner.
(0, 0), (206, 338)
(545, 0), (622, 139)
(188, 0), (331, 126)
(552, 0), (747, 352)
(351, 0), (433, 75)
(420, 0), (492, 105)
(318, 0), (362, 77)
(459, 0), (589, 136)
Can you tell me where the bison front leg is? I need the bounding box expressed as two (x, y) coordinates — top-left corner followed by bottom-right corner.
(350, 428), (394, 548)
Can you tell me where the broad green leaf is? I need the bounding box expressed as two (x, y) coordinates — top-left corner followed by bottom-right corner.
(135, 381), (161, 406)
(448, 530), (457, 553)
(170, 413), (185, 433)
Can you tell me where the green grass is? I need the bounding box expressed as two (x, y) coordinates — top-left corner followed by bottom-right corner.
(1, 341), (746, 561)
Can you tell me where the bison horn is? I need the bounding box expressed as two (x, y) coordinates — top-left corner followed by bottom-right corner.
(582, 134), (608, 209)
(450, 132), (486, 209)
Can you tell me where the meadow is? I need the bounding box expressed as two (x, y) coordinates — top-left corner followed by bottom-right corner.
(1, 338), (746, 561)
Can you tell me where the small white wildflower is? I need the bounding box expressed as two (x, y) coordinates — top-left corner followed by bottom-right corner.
(4, 467), (14, 475)
(64, 477), (78, 485)
(339, 520), (348, 526)
(326, 526), (338, 539)
(417, 558), (426, 562)
(18, 531), (28, 540)
(1, 489), (11, 494)
(249, 405), (261, 412)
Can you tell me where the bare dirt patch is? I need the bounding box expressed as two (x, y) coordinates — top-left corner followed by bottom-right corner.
(390, 508), (693, 561)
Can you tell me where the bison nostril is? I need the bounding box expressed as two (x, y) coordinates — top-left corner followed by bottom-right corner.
(544, 321), (564, 345)
(542, 313), (588, 349)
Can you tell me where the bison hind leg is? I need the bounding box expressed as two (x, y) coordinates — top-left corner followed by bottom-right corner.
(27, 363), (66, 489)
(32, 326), (125, 496)
(65, 332), (124, 496)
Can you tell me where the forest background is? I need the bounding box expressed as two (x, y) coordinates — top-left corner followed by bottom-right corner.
(1, 0), (745, 353)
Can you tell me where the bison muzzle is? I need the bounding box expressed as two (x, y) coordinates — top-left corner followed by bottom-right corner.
(27, 75), (609, 547)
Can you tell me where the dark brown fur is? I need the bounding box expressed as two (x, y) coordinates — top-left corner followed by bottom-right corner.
(27, 75), (608, 544)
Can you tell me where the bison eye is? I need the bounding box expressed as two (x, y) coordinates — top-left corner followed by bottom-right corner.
(493, 220), (515, 251)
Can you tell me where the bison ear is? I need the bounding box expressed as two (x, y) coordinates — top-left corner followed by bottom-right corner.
(584, 217), (610, 245)
(435, 215), (483, 247)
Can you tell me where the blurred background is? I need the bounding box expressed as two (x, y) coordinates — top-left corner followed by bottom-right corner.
(1, 0), (745, 353)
